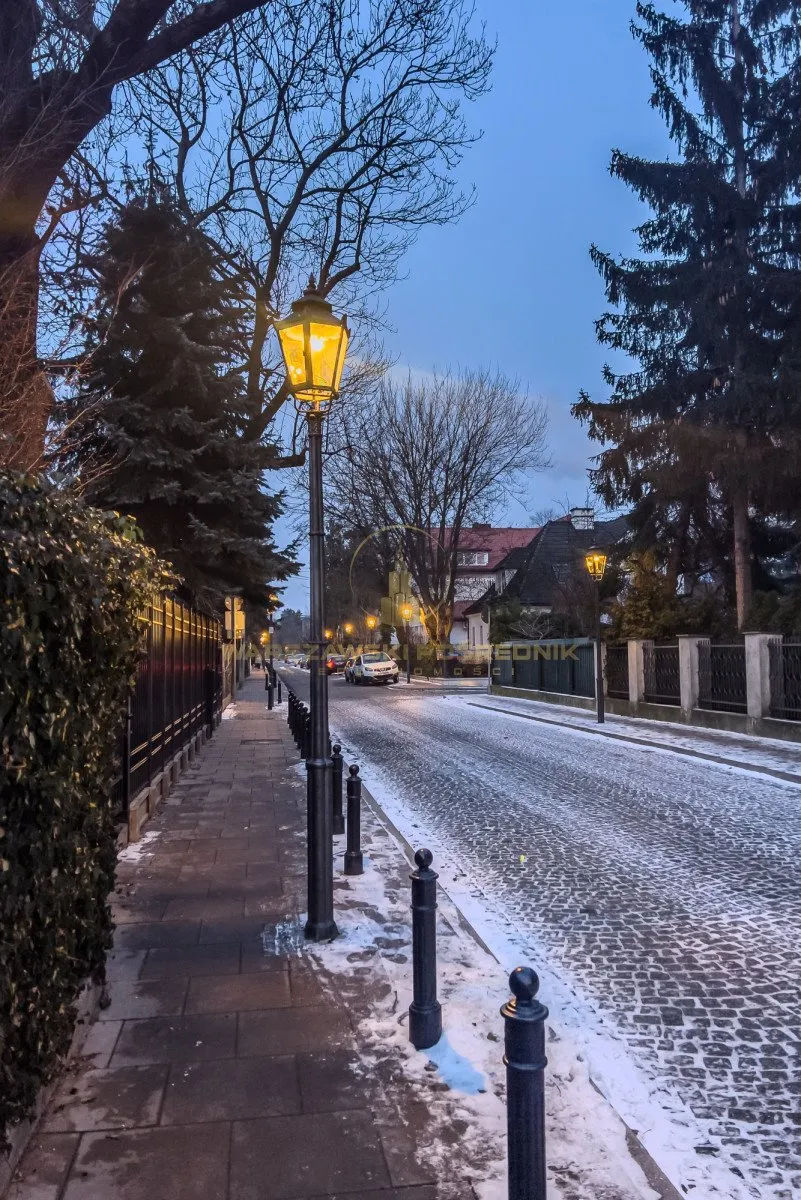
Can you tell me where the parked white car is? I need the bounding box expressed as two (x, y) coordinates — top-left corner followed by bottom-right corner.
(351, 652), (399, 685)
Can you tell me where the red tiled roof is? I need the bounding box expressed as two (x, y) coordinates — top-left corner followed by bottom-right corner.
(451, 526), (540, 572)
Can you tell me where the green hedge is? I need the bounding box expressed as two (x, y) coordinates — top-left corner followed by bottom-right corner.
(0, 474), (168, 1147)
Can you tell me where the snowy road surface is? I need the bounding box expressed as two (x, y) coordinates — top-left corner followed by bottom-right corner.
(283, 672), (801, 1200)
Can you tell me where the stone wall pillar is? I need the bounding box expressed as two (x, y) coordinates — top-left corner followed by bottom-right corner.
(627, 640), (646, 705)
(678, 636), (704, 718)
(745, 633), (772, 720)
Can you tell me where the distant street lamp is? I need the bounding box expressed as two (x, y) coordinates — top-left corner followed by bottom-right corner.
(343, 621), (354, 640)
(401, 602), (413, 684)
(366, 615), (378, 644)
(584, 548), (608, 725)
(277, 277), (349, 942)
(324, 628), (334, 642)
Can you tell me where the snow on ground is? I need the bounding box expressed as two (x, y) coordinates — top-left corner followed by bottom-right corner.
(473, 692), (801, 778)
(325, 687), (801, 1200)
(307, 780), (661, 1200)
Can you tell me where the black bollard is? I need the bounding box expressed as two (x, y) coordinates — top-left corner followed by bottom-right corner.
(267, 669), (274, 710)
(277, 675), (282, 705)
(302, 710), (311, 760)
(331, 745), (345, 835)
(344, 764), (364, 876)
(501, 967), (548, 1200)
(408, 848), (442, 1050)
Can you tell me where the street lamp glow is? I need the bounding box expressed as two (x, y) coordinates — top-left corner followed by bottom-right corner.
(584, 549), (608, 582)
(366, 615), (377, 631)
(343, 622), (354, 636)
(276, 278), (349, 411)
(401, 603), (413, 622)
(324, 628), (334, 641)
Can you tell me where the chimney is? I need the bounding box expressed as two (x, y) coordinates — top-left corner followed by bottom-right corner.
(570, 507), (595, 531)
(472, 523), (492, 531)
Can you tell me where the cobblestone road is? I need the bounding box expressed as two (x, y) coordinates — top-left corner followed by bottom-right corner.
(296, 677), (801, 1200)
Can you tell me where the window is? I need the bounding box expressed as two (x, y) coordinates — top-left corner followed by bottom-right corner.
(457, 550), (489, 567)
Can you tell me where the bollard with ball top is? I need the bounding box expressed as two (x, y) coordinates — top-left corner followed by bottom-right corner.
(331, 745), (345, 835)
(343, 764), (364, 876)
(408, 848), (442, 1051)
(501, 966), (548, 1200)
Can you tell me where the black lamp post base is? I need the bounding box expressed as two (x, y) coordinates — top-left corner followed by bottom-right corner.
(409, 1000), (442, 1051)
(304, 916), (339, 942)
(344, 850), (364, 876)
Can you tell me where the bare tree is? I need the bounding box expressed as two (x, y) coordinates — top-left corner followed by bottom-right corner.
(331, 368), (551, 641)
(0, 0), (279, 469)
(116, 0), (494, 460)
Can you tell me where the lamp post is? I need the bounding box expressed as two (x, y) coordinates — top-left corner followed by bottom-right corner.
(366, 614), (378, 647)
(277, 277), (349, 942)
(584, 548), (608, 725)
(343, 621), (354, 649)
(401, 603), (413, 683)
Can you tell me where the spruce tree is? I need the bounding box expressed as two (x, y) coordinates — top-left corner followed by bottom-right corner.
(574, 1), (801, 628)
(72, 199), (296, 611)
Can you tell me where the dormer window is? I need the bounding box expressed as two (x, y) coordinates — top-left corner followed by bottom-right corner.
(457, 551), (490, 567)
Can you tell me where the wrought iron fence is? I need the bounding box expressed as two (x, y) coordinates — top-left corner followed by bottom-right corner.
(605, 645), (629, 699)
(768, 637), (801, 721)
(698, 641), (747, 715)
(643, 643), (680, 706)
(114, 597), (223, 819)
(495, 640), (595, 698)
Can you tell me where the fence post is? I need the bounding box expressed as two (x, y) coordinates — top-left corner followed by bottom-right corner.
(745, 633), (772, 720)
(331, 745), (345, 835)
(501, 967), (548, 1200)
(627, 639), (646, 707)
(678, 635), (702, 718)
(344, 764), (364, 876)
(409, 848), (442, 1050)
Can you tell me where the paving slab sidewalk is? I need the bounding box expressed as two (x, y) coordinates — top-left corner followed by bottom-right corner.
(7, 675), (482, 1200)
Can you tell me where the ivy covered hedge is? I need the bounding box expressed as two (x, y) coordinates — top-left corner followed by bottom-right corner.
(0, 474), (168, 1147)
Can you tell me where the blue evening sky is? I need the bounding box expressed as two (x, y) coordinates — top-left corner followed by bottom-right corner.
(277, 0), (674, 611)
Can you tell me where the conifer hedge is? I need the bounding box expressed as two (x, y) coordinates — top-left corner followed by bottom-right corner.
(0, 474), (168, 1146)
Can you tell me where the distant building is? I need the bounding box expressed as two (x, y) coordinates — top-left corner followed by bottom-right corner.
(450, 524), (541, 645)
(463, 509), (629, 640)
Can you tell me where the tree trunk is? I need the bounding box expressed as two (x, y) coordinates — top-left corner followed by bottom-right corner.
(0, 231), (53, 470)
(732, 490), (752, 630)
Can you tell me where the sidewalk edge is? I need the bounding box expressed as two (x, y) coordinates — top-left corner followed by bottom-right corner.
(359, 777), (684, 1200)
(466, 700), (801, 787)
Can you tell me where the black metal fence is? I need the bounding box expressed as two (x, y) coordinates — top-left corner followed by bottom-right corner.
(495, 641), (595, 698)
(698, 641), (747, 715)
(643, 643), (680, 706)
(768, 637), (801, 721)
(605, 645), (629, 699)
(114, 597), (223, 818)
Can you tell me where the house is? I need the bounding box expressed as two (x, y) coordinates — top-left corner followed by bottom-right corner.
(449, 524), (541, 645)
(464, 508), (629, 640)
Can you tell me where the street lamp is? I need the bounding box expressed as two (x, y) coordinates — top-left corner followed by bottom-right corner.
(366, 615), (377, 645)
(277, 277), (349, 942)
(343, 621), (354, 641)
(584, 548), (608, 725)
(401, 603), (413, 684)
(324, 628), (334, 642)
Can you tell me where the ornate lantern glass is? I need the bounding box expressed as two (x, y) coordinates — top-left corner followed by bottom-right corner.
(276, 278), (349, 411)
(584, 548), (608, 582)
